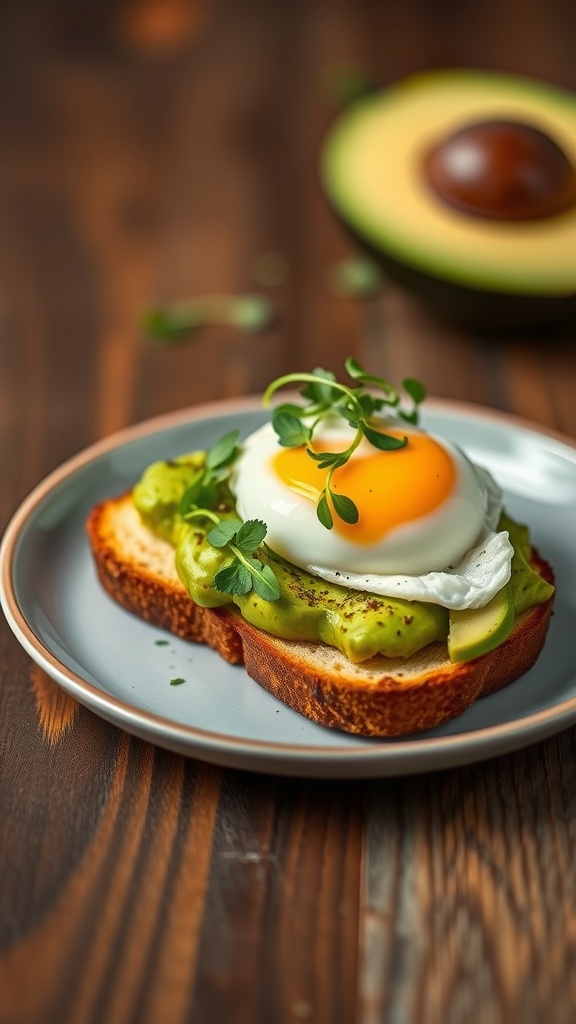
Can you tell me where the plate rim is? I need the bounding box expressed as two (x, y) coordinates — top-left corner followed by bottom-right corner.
(2, 395), (576, 777)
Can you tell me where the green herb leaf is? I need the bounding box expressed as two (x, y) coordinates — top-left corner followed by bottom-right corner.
(179, 479), (202, 516)
(230, 295), (275, 332)
(313, 458), (341, 471)
(362, 423), (407, 451)
(272, 411), (311, 448)
(356, 393), (378, 419)
(179, 476), (220, 516)
(403, 377), (427, 405)
(142, 295), (274, 343)
(194, 478), (220, 510)
(205, 429), (240, 471)
(398, 408), (419, 425)
(262, 358), (427, 533)
(143, 305), (205, 343)
(300, 368), (337, 406)
(213, 561), (253, 596)
(327, 257), (383, 298)
(307, 449), (346, 467)
(203, 513), (281, 602)
(344, 358), (396, 398)
(316, 494), (334, 530)
(331, 491), (359, 524)
(245, 555), (264, 571)
(398, 378), (427, 425)
(207, 518), (243, 548)
(273, 401), (307, 418)
(179, 429), (242, 520)
(234, 519), (268, 554)
(251, 563), (282, 601)
(344, 357), (365, 380)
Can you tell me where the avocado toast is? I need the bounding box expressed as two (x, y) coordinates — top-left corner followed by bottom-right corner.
(86, 361), (555, 737)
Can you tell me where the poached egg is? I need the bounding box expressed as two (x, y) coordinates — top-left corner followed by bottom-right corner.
(231, 416), (512, 610)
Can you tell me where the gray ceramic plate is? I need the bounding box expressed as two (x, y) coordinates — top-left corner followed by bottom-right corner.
(1, 397), (576, 778)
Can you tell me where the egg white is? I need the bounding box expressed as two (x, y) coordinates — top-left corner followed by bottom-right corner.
(231, 418), (513, 610)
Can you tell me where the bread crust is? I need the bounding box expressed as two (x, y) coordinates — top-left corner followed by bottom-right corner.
(86, 493), (555, 737)
(86, 494), (244, 664)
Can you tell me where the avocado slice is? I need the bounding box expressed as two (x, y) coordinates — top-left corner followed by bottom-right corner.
(447, 582), (515, 663)
(321, 69), (576, 329)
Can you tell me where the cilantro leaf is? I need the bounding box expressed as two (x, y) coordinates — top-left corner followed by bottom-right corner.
(207, 518), (244, 548)
(251, 563), (281, 601)
(203, 514), (281, 602)
(234, 519), (268, 554)
(213, 562), (253, 595)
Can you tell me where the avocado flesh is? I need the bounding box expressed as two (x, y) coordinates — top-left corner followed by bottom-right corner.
(322, 69), (576, 327)
(175, 528), (446, 662)
(133, 455), (554, 665)
(448, 582), (515, 663)
(132, 453), (206, 544)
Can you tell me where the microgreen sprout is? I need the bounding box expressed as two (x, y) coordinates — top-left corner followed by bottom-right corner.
(143, 294), (275, 344)
(178, 429), (239, 515)
(207, 518), (280, 601)
(263, 357), (426, 530)
(325, 256), (384, 299)
(178, 429), (281, 602)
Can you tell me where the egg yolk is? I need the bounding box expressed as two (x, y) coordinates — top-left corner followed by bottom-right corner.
(272, 432), (456, 545)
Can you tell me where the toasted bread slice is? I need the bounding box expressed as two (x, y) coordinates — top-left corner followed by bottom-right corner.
(86, 492), (555, 737)
(86, 494), (244, 665)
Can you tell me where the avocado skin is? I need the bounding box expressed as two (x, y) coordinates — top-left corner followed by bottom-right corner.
(345, 227), (576, 334)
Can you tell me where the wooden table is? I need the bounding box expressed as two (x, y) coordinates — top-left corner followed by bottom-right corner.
(2, 2), (576, 1021)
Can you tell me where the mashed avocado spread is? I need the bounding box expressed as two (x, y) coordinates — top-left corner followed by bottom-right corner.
(133, 452), (554, 664)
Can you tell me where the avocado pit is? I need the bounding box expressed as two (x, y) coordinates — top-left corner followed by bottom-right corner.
(423, 119), (576, 220)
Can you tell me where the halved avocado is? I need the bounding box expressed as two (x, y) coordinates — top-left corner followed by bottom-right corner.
(321, 69), (576, 330)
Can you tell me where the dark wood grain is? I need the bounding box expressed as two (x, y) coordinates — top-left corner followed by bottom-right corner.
(1, 1), (576, 1022)
(360, 734), (576, 1024)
